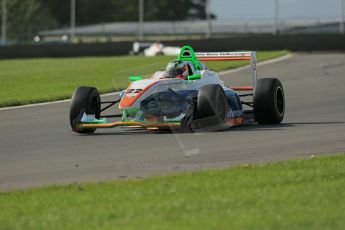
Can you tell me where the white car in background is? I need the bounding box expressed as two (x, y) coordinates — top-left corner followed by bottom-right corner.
(131, 42), (181, 56)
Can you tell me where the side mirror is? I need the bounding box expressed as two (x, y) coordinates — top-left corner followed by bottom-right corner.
(187, 74), (201, 80)
(128, 76), (142, 82)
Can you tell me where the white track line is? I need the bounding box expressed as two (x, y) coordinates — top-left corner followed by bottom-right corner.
(0, 92), (120, 111)
(0, 53), (292, 111)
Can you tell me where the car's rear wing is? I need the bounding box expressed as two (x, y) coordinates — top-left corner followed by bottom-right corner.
(178, 46), (257, 91)
(196, 51), (257, 91)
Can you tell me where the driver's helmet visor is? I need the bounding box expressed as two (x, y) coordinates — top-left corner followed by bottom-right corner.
(167, 68), (184, 78)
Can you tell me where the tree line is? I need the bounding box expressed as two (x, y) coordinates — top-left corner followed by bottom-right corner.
(1, 0), (212, 41)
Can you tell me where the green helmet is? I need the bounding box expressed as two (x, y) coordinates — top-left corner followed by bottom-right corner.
(165, 60), (189, 79)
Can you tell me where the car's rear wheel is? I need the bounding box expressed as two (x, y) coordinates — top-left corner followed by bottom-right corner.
(69, 86), (101, 134)
(195, 84), (229, 128)
(253, 78), (285, 124)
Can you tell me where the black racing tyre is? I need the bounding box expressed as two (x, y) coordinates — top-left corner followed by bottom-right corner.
(196, 84), (229, 127)
(254, 78), (285, 124)
(69, 86), (101, 134)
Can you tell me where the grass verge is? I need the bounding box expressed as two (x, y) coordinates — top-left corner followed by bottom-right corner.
(0, 153), (344, 230)
(0, 50), (289, 107)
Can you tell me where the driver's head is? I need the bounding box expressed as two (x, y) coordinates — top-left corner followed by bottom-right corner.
(165, 60), (188, 79)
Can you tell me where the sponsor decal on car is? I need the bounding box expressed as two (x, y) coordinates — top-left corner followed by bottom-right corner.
(126, 89), (142, 97)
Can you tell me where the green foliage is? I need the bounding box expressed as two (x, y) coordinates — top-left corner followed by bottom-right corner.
(40, 0), (209, 27)
(1, 0), (57, 41)
(1, 0), (210, 41)
(1, 154), (345, 229)
(0, 50), (288, 107)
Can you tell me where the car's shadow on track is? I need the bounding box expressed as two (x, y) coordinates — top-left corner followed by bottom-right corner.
(227, 121), (345, 132)
(81, 121), (345, 136)
(285, 121), (345, 125)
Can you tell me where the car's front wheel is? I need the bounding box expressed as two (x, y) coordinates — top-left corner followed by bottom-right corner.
(69, 86), (101, 134)
(195, 84), (229, 128)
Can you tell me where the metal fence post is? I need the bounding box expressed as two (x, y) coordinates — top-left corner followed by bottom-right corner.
(1, 0), (6, 45)
(341, 0), (345, 34)
(138, 0), (144, 40)
(273, 0), (279, 35)
(206, 0), (212, 38)
(70, 0), (76, 43)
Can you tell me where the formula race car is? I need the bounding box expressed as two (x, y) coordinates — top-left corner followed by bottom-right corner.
(69, 45), (285, 134)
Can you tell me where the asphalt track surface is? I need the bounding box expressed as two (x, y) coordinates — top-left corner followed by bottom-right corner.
(1, 53), (345, 190)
